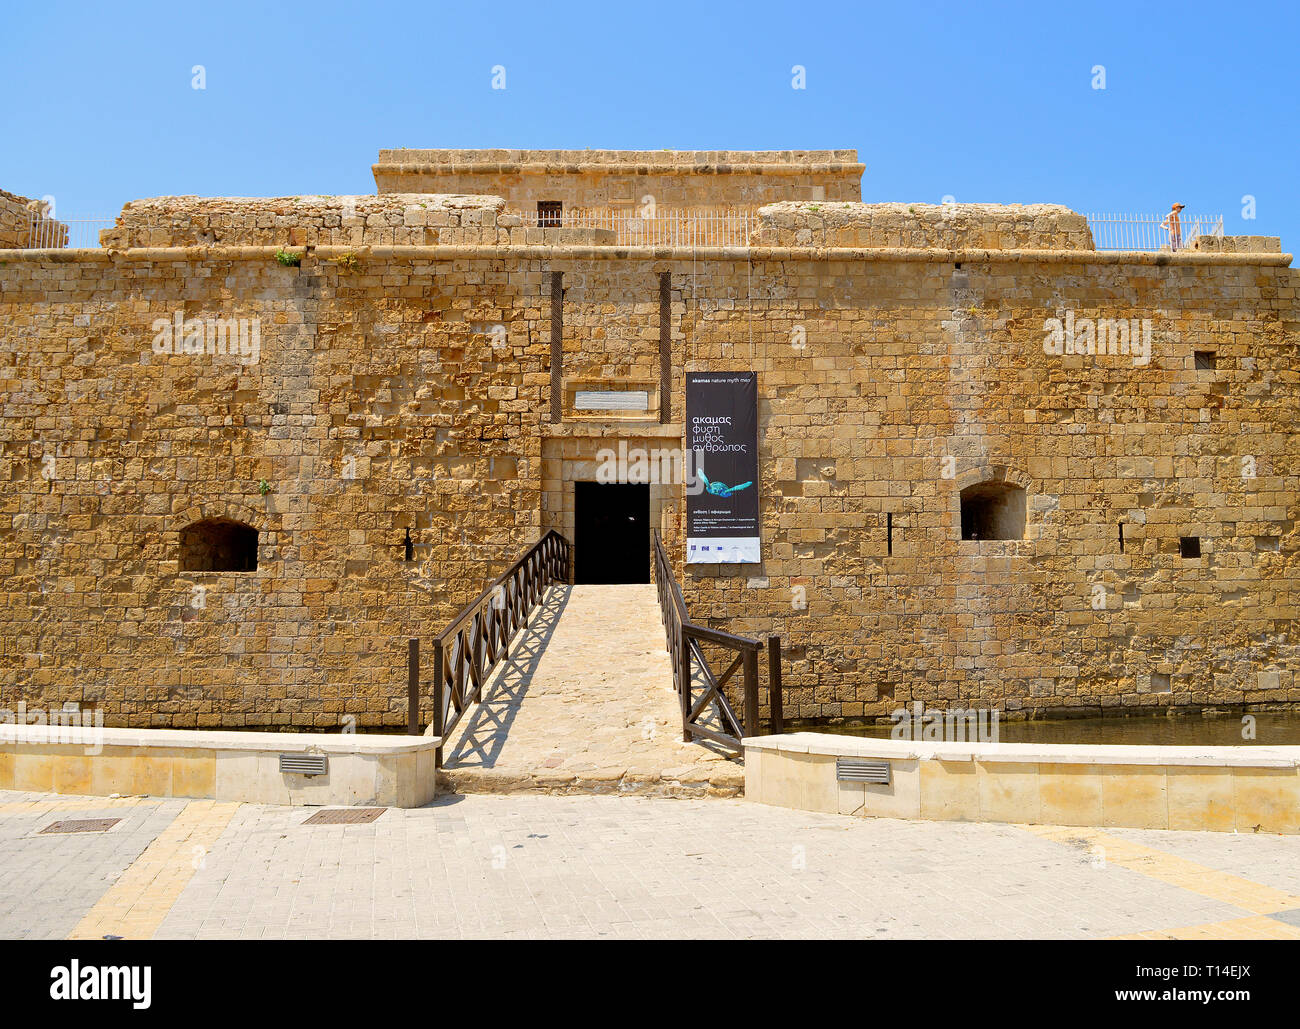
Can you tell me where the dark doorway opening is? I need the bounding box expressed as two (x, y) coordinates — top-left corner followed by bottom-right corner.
(574, 482), (649, 584)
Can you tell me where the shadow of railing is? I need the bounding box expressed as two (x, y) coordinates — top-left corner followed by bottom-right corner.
(440, 584), (570, 769)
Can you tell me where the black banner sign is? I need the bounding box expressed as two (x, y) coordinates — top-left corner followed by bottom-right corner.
(686, 371), (760, 563)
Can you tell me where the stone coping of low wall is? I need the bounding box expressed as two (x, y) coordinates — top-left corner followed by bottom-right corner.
(743, 731), (1300, 769)
(0, 723), (442, 754)
(2, 244), (1292, 267)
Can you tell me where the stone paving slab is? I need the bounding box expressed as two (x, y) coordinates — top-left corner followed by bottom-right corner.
(1104, 825), (1300, 898)
(6, 788), (1300, 939)
(0, 794), (188, 940)
(438, 584), (743, 797)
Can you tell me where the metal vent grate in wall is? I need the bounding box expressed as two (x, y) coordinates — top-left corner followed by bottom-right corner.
(279, 753), (328, 776)
(835, 758), (891, 784)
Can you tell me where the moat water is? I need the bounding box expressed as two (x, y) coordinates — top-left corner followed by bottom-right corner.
(803, 712), (1300, 747)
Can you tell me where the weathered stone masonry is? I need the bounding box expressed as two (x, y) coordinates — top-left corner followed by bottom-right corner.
(1, 151), (1298, 729)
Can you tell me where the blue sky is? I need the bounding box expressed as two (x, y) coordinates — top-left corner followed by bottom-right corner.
(2, 0), (1295, 246)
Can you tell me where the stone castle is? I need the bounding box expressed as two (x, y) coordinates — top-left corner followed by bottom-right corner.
(0, 149), (1296, 729)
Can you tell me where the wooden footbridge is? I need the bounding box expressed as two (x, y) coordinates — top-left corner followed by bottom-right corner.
(399, 530), (783, 793)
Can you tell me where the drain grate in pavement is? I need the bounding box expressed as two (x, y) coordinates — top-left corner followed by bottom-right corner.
(40, 818), (121, 834)
(302, 808), (386, 825)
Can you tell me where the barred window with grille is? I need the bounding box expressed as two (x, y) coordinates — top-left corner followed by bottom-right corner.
(537, 200), (563, 227)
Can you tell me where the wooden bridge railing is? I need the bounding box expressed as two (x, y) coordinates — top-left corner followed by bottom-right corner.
(652, 530), (782, 754)
(412, 529), (570, 765)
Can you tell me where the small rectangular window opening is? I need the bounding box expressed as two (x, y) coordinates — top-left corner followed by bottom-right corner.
(537, 201), (563, 228)
(1194, 350), (1217, 371)
(1179, 536), (1201, 559)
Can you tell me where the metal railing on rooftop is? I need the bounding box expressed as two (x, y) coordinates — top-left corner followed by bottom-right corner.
(19, 214), (112, 249)
(14, 209), (1229, 254)
(1086, 212), (1224, 252)
(510, 205), (758, 247)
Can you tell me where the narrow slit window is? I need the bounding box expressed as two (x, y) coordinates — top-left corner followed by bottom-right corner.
(886, 512), (893, 555)
(1118, 521), (1125, 553)
(404, 528), (414, 562)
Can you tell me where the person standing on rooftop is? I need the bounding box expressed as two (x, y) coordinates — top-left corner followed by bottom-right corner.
(1164, 202), (1185, 251)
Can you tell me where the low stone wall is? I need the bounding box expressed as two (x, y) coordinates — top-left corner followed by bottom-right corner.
(100, 193), (508, 248)
(97, 193), (620, 248)
(1193, 234), (1282, 254)
(745, 733), (1300, 833)
(0, 188), (67, 248)
(755, 201), (1095, 250)
(0, 725), (440, 807)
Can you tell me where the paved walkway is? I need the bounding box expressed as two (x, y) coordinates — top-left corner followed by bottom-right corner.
(438, 584), (743, 797)
(2, 788), (1300, 939)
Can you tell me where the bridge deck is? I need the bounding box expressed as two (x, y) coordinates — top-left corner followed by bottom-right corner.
(438, 584), (743, 796)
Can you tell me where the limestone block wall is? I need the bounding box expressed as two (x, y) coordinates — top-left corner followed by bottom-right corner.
(1, 211), (1298, 730)
(1193, 235), (1283, 254)
(99, 194), (509, 249)
(373, 149), (864, 210)
(0, 189), (68, 249)
(654, 251), (1300, 722)
(97, 194), (624, 249)
(755, 202), (1096, 250)
(0, 248), (552, 728)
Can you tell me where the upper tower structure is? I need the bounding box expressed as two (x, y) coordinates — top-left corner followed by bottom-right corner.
(371, 148), (864, 212)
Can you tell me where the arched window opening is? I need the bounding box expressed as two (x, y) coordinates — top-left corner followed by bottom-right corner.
(180, 518), (258, 571)
(960, 482), (1026, 541)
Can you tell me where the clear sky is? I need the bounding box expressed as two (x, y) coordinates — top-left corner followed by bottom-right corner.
(2, 0), (1295, 246)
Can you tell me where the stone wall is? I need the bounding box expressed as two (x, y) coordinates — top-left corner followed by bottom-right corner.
(99, 194), (507, 249)
(2, 199), (1298, 729)
(654, 249), (1300, 721)
(0, 247), (552, 728)
(1192, 234), (1283, 254)
(98, 194), (621, 249)
(756, 202), (1096, 250)
(373, 149), (864, 211)
(0, 189), (67, 249)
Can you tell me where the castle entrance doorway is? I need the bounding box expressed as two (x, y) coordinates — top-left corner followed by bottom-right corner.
(574, 481), (650, 584)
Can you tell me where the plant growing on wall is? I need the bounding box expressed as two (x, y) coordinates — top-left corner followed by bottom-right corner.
(259, 479), (272, 495)
(275, 249), (301, 267)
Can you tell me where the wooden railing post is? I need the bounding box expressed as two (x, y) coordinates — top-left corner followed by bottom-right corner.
(679, 625), (691, 743)
(742, 647), (760, 740)
(407, 638), (419, 736)
(431, 637), (444, 767)
(767, 635), (783, 736)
